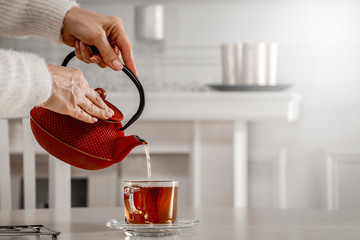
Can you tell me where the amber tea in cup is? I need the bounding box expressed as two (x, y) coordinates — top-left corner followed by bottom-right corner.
(124, 180), (178, 224)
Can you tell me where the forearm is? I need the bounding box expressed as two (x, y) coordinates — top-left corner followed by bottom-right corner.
(0, 49), (52, 116)
(0, 0), (78, 42)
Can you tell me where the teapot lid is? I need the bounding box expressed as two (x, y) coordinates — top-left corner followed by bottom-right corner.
(105, 100), (124, 122)
(95, 88), (123, 122)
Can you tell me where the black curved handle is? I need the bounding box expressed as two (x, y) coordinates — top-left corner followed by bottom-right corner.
(61, 51), (145, 131)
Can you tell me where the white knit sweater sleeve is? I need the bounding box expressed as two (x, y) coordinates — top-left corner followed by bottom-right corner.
(0, 0), (79, 116)
(0, 0), (78, 42)
(0, 49), (52, 116)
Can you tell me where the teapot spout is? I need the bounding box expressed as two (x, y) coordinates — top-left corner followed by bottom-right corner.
(114, 135), (147, 163)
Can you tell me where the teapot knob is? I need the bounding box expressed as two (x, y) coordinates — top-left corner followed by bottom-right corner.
(95, 88), (107, 100)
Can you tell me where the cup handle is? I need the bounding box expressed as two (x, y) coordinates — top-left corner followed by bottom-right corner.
(124, 186), (141, 215)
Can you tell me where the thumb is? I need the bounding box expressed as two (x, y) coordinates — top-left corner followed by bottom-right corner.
(95, 35), (123, 71)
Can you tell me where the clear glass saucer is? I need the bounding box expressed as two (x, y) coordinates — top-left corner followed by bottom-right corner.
(105, 218), (199, 237)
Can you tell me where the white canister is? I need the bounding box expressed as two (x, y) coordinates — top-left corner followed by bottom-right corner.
(135, 5), (165, 42)
(221, 43), (243, 85)
(242, 43), (255, 85)
(222, 42), (278, 86)
(234, 42), (243, 85)
(221, 43), (237, 85)
(242, 42), (275, 86)
(266, 42), (278, 86)
(254, 42), (267, 86)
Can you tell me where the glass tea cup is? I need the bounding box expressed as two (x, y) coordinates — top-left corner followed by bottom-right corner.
(123, 180), (178, 224)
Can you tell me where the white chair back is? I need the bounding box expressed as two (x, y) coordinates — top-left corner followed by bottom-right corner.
(0, 107), (71, 209)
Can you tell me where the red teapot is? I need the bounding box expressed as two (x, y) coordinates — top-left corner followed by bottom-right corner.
(30, 51), (146, 170)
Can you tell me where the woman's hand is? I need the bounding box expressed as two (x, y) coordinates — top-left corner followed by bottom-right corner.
(74, 39), (120, 69)
(61, 7), (138, 77)
(41, 63), (114, 123)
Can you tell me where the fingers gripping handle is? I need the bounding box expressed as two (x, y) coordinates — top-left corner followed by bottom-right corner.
(61, 50), (145, 131)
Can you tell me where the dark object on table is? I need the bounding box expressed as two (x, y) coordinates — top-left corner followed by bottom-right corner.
(0, 225), (60, 239)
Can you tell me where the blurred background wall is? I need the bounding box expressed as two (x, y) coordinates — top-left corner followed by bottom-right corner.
(2, 0), (360, 209)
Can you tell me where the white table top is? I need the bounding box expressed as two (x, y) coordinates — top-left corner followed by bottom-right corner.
(4, 91), (302, 122)
(1, 207), (360, 240)
(107, 91), (302, 122)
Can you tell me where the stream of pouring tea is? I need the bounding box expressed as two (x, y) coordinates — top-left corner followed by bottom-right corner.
(145, 144), (151, 179)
